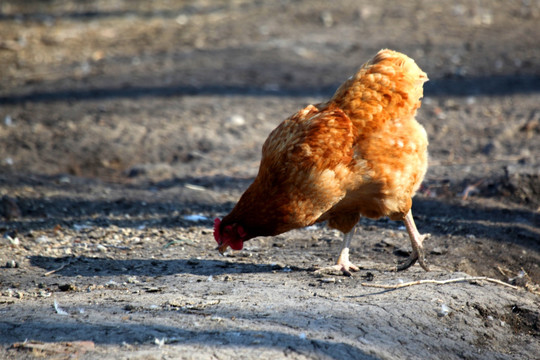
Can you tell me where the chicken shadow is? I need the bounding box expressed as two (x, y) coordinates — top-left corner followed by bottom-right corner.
(27, 255), (302, 278)
(411, 197), (540, 251)
(3, 172), (539, 256)
(0, 173), (244, 233)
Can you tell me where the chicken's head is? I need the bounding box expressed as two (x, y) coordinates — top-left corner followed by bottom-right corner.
(213, 217), (247, 253)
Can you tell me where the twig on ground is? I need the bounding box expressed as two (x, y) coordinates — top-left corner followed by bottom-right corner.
(361, 276), (519, 290)
(496, 265), (511, 277)
(44, 261), (71, 276)
(461, 179), (485, 200)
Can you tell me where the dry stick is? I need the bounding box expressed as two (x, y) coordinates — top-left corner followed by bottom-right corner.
(361, 276), (519, 290)
(44, 261), (70, 276)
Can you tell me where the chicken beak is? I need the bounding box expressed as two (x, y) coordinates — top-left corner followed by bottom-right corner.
(216, 243), (229, 254)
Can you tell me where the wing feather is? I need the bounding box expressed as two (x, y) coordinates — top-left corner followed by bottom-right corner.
(257, 105), (356, 227)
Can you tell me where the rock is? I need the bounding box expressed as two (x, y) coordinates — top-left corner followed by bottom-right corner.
(226, 114), (246, 126)
(431, 247), (447, 255)
(58, 283), (78, 292)
(320, 11), (333, 27)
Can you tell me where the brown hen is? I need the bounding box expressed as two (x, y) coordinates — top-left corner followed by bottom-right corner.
(214, 49), (430, 274)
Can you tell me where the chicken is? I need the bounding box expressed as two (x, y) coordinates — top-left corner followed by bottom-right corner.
(214, 49), (430, 275)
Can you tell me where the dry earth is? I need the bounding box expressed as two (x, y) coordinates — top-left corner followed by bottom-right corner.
(0, 1), (539, 359)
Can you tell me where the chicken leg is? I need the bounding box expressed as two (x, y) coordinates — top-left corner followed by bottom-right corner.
(397, 210), (430, 271)
(315, 229), (359, 277)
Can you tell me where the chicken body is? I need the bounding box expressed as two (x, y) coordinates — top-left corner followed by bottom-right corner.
(214, 49), (429, 273)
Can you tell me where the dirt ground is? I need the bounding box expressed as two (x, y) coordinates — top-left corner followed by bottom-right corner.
(1, 1), (539, 359)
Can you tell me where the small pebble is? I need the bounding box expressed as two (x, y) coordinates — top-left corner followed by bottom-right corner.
(36, 235), (50, 244)
(38, 290), (51, 297)
(154, 337), (165, 347)
(438, 304), (451, 317)
(226, 114), (246, 126)
(430, 247), (447, 255)
(7, 236), (19, 246)
(124, 304), (137, 311)
(126, 276), (139, 284)
(6, 260), (18, 268)
(362, 272), (374, 282)
(4, 115), (13, 126)
(175, 14), (189, 25)
(320, 11), (333, 27)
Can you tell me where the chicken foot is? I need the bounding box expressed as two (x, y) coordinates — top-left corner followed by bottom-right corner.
(315, 230), (359, 277)
(397, 210), (430, 271)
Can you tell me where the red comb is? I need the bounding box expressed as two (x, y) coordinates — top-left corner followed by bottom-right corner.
(213, 218), (221, 243)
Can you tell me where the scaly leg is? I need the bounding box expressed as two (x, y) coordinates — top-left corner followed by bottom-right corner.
(315, 229), (359, 277)
(397, 210), (430, 271)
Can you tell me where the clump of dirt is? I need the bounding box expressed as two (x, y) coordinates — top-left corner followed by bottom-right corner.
(503, 165), (540, 207)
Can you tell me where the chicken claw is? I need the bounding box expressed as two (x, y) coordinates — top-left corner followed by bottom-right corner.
(397, 210), (430, 271)
(315, 230), (359, 277)
(315, 251), (360, 277)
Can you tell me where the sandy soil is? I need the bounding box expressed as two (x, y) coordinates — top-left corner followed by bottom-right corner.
(0, 1), (539, 359)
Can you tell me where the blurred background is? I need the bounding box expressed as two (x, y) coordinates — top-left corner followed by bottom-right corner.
(1, 0), (539, 186)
